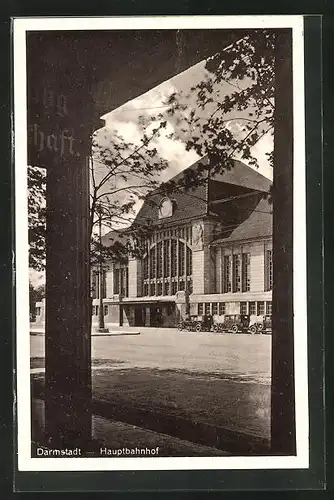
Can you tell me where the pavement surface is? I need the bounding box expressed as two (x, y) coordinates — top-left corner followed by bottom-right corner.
(32, 399), (229, 457)
(30, 326), (271, 454)
(30, 325), (271, 384)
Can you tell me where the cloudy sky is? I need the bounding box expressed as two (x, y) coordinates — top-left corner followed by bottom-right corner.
(92, 57), (273, 231)
(101, 57), (273, 179)
(30, 57), (273, 287)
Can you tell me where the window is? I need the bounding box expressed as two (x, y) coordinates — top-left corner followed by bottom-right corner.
(125, 268), (128, 297)
(150, 247), (156, 278)
(104, 305), (108, 316)
(94, 305), (99, 316)
(240, 301), (248, 315)
(120, 267), (128, 297)
(205, 303), (211, 315)
(36, 307), (41, 316)
(198, 303), (204, 315)
(143, 235), (192, 295)
(249, 301), (256, 315)
(157, 242), (163, 278)
(143, 255), (149, 279)
(266, 301), (272, 315)
(187, 278), (193, 294)
(113, 268), (120, 295)
(242, 253), (251, 292)
(257, 301), (265, 315)
(178, 241), (185, 276)
(218, 302), (226, 315)
(186, 246), (192, 275)
(266, 250), (273, 291)
(143, 283), (149, 296)
(232, 254), (241, 292)
(164, 240), (170, 277)
(223, 252), (251, 294)
(223, 255), (232, 293)
(157, 282), (163, 296)
(171, 239), (177, 277)
(164, 281), (170, 296)
(212, 302), (218, 315)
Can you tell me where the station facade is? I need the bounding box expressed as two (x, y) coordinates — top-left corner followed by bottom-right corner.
(91, 157), (273, 328)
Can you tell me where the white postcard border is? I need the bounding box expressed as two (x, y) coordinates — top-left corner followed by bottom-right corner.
(14, 15), (308, 472)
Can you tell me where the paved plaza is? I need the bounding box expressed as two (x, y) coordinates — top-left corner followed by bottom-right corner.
(31, 327), (271, 453)
(31, 326), (271, 384)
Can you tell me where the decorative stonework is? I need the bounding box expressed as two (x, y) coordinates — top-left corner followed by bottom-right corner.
(158, 197), (174, 219)
(192, 222), (204, 248)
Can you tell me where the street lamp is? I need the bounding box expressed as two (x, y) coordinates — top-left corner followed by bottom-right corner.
(97, 203), (109, 333)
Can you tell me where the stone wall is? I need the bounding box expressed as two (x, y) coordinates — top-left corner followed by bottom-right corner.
(128, 258), (142, 298)
(192, 220), (216, 295)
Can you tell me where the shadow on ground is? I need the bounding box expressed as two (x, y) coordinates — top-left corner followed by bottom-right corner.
(31, 365), (270, 456)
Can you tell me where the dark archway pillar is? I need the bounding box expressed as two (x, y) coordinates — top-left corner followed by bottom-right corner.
(27, 30), (239, 451)
(27, 34), (96, 449)
(45, 155), (92, 448)
(271, 29), (296, 455)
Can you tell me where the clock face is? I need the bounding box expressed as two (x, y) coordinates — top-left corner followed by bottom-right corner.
(159, 198), (173, 219)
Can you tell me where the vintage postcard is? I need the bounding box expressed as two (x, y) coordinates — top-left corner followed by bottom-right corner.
(14, 15), (309, 472)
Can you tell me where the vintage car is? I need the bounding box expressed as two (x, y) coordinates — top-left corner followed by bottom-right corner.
(213, 314), (250, 334)
(248, 314), (272, 334)
(178, 314), (213, 332)
(262, 314), (272, 333)
(248, 315), (263, 334)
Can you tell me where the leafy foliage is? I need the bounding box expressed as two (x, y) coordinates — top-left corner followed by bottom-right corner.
(29, 281), (45, 320)
(28, 166), (46, 271)
(28, 30), (276, 271)
(155, 29), (275, 183)
(28, 118), (169, 270)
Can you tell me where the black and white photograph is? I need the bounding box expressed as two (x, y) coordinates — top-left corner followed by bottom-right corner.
(14, 15), (309, 472)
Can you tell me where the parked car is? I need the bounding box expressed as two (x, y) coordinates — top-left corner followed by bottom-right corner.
(178, 314), (213, 332)
(248, 314), (272, 334)
(262, 314), (272, 333)
(213, 314), (250, 334)
(248, 315), (263, 334)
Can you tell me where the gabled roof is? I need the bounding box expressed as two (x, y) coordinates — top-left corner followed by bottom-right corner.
(169, 156), (271, 192)
(210, 197), (272, 244)
(210, 158), (271, 192)
(134, 184), (208, 227)
(133, 157), (271, 227)
(103, 157), (272, 243)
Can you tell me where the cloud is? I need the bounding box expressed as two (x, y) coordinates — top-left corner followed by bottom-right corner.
(95, 58), (273, 228)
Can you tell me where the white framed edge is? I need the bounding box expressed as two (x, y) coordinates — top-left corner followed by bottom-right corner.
(13, 15), (309, 472)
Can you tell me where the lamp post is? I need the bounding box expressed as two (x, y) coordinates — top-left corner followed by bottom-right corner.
(97, 204), (109, 333)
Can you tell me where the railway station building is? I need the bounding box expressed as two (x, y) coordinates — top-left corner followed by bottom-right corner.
(90, 157), (273, 328)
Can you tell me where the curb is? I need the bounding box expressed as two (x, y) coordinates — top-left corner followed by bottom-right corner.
(30, 331), (141, 336)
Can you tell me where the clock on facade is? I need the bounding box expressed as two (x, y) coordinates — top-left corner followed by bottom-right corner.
(158, 197), (174, 219)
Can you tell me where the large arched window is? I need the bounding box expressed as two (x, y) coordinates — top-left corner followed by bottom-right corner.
(142, 237), (192, 296)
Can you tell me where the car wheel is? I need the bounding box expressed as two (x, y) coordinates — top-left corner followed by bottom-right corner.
(213, 324), (219, 333)
(257, 323), (264, 334)
(249, 325), (257, 335)
(178, 322), (183, 330)
(195, 322), (202, 332)
(231, 324), (238, 334)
